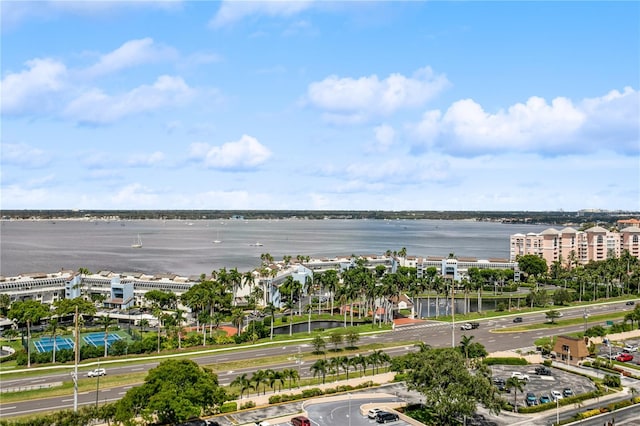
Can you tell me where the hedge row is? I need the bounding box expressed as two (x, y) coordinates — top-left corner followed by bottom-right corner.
(483, 357), (528, 366)
(517, 389), (601, 414)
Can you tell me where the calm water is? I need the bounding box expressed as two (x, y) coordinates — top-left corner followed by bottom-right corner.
(0, 219), (547, 277)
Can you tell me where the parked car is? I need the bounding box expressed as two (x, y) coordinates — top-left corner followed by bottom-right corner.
(626, 301), (635, 306)
(513, 317), (523, 323)
(368, 408), (383, 419)
(551, 390), (563, 401)
(526, 392), (538, 406)
(623, 344), (638, 353)
(563, 388), (574, 397)
(511, 372), (530, 381)
(616, 353), (634, 362)
(376, 412), (399, 423)
(539, 394), (551, 404)
(535, 366), (551, 375)
(87, 368), (106, 377)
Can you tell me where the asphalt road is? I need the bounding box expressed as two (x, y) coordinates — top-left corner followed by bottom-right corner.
(0, 300), (637, 418)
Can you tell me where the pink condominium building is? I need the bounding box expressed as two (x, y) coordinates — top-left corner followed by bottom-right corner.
(510, 224), (640, 266)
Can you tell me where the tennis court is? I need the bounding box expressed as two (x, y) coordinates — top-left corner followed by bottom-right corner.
(33, 336), (75, 353)
(83, 332), (122, 348)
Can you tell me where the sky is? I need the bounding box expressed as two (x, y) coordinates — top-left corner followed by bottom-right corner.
(1, 1), (639, 212)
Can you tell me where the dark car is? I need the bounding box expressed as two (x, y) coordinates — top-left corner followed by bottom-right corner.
(535, 366), (551, 375)
(539, 394), (551, 404)
(526, 392), (538, 406)
(563, 388), (574, 397)
(376, 412), (399, 423)
(513, 317), (523, 323)
(626, 301), (635, 305)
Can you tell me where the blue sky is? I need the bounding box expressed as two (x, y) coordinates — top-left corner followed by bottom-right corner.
(1, 1), (639, 211)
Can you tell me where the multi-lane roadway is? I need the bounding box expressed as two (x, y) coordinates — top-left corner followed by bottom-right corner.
(0, 300), (636, 419)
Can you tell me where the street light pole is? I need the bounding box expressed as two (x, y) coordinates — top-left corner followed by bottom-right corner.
(556, 396), (559, 425)
(451, 282), (455, 348)
(348, 393), (352, 426)
(95, 359), (100, 407)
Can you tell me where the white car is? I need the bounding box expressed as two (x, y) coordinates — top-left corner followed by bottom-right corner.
(368, 408), (383, 419)
(551, 390), (563, 401)
(87, 368), (106, 377)
(624, 345), (638, 353)
(511, 372), (530, 381)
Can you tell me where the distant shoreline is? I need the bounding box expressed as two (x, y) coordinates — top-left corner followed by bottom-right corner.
(1, 209), (637, 226)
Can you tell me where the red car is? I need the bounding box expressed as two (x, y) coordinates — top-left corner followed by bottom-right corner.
(616, 353), (634, 362)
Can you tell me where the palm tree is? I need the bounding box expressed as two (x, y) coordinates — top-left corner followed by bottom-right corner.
(283, 368), (299, 390)
(251, 369), (269, 395)
(231, 307), (244, 335)
(173, 309), (185, 349)
(263, 302), (277, 340)
(329, 357), (341, 382)
(353, 354), (368, 377)
(506, 376), (525, 412)
(45, 318), (63, 364)
(231, 373), (253, 399)
(284, 300), (295, 336)
(311, 359), (328, 384)
(97, 315), (115, 357)
(459, 334), (475, 367)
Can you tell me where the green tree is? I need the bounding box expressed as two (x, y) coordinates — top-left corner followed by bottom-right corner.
(545, 309), (561, 324)
(405, 347), (502, 425)
(553, 288), (572, 306)
(517, 255), (548, 278)
(345, 330), (360, 349)
(8, 300), (50, 368)
(312, 335), (326, 354)
(329, 330), (343, 352)
(283, 368), (300, 390)
(115, 359), (226, 425)
(0, 293), (10, 316)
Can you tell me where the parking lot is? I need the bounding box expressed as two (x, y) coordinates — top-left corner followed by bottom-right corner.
(596, 339), (640, 364)
(490, 364), (597, 408)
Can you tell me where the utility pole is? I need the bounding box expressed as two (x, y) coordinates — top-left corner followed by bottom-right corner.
(73, 305), (79, 412)
(451, 282), (455, 348)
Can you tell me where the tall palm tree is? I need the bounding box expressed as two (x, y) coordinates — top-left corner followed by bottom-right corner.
(284, 300), (295, 336)
(311, 359), (328, 384)
(263, 302), (277, 340)
(45, 318), (63, 364)
(283, 368), (299, 390)
(251, 369), (269, 396)
(231, 307), (244, 335)
(506, 376), (525, 412)
(459, 334), (475, 367)
(231, 373), (253, 399)
(173, 309), (185, 349)
(97, 315), (115, 357)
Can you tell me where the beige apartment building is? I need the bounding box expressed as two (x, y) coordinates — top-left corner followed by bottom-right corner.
(510, 225), (640, 266)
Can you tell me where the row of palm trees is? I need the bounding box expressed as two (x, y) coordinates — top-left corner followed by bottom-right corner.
(310, 350), (391, 384)
(230, 367), (300, 399)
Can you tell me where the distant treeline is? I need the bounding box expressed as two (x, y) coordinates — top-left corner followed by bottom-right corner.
(1, 209), (637, 226)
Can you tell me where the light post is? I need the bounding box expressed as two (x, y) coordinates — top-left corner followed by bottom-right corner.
(95, 359), (100, 407)
(451, 282), (455, 348)
(347, 393), (352, 426)
(556, 396), (559, 425)
(583, 308), (588, 333)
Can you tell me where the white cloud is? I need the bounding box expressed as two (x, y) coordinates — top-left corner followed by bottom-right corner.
(0, 58), (68, 114)
(367, 124), (396, 152)
(189, 135), (272, 170)
(306, 67), (450, 123)
(410, 87), (639, 156)
(127, 151), (166, 167)
(110, 183), (160, 207)
(84, 38), (178, 77)
(63, 75), (195, 124)
(210, 0), (314, 28)
(1, 143), (52, 168)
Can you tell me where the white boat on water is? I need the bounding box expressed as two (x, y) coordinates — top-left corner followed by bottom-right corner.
(250, 242), (263, 247)
(131, 234), (142, 248)
(213, 230), (223, 244)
